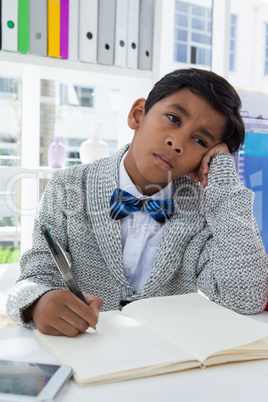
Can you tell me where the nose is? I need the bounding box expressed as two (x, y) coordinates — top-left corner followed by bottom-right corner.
(165, 137), (182, 154)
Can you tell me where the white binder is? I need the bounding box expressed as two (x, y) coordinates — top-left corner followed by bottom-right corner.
(68, 0), (79, 61)
(79, 0), (98, 63)
(114, 0), (128, 67)
(29, 0), (47, 56)
(2, 0), (18, 52)
(127, 0), (140, 69)
(138, 0), (155, 70)
(97, 0), (116, 65)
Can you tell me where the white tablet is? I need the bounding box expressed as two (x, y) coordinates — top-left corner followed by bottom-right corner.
(0, 360), (73, 401)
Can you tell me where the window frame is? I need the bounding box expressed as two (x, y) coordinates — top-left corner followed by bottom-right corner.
(229, 14), (237, 72)
(174, 0), (212, 67)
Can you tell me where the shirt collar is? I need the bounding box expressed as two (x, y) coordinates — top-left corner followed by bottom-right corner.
(119, 152), (174, 200)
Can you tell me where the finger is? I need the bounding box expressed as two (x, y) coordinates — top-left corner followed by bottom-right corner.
(49, 317), (82, 337)
(35, 305), (88, 336)
(200, 153), (212, 175)
(186, 172), (195, 179)
(84, 294), (103, 314)
(189, 164), (205, 185)
(35, 314), (80, 337)
(60, 306), (90, 332)
(193, 176), (200, 183)
(35, 319), (65, 336)
(36, 324), (65, 336)
(216, 142), (230, 154)
(186, 171), (199, 183)
(65, 293), (100, 328)
(199, 144), (228, 185)
(199, 168), (208, 187)
(200, 175), (208, 189)
(44, 327), (64, 336)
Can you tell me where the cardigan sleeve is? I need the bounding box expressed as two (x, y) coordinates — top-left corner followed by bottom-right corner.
(6, 169), (71, 328)
(196, 153), (268, 314)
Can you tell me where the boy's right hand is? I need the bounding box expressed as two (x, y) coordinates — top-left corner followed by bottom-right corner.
(27, 289), (103, 337)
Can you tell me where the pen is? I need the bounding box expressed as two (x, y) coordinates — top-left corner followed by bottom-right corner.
(40, 225), (87, 304)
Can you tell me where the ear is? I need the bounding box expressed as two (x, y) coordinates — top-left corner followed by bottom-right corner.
(127, 98), (146, 130)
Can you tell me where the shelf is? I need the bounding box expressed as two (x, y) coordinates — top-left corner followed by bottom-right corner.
(0, 51), (153, 81)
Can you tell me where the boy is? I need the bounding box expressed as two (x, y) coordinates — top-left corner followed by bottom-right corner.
(6, 68), (268, 337)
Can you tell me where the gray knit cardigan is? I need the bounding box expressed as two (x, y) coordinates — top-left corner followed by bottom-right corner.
(6, 145), (268, 327)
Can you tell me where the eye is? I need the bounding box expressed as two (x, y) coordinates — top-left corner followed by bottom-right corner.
(167, 114), (181, 125)
(194, 137), (208, 148)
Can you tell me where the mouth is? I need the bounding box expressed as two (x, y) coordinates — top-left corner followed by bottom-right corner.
(154, 154), (173, 169)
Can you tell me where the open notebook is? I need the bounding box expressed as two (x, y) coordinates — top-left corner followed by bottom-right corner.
(36, 293), (268, 385)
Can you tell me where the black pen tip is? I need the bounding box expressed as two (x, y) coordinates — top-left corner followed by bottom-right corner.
(41, 225), (48, 232)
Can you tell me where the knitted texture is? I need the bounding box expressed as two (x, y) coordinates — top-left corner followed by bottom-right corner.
(6, 146), (268, 327)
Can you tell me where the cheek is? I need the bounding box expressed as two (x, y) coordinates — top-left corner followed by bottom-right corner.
(186, 154), (204, 172)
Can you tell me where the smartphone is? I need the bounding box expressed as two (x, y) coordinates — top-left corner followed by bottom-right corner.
(0, 360), (73, 401)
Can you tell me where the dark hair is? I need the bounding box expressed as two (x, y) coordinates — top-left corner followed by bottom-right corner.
(145, 68), (245, 153)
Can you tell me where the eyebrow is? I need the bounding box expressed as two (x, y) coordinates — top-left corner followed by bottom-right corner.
(168, 103), (216, 143)
(168, 103), (190, 118)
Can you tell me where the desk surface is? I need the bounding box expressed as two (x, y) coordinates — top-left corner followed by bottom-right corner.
(1, 314), (268, 402)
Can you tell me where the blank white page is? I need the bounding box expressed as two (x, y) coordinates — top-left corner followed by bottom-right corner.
(123, 293), (268, 362)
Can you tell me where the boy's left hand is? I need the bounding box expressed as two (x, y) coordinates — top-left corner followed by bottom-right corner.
(186, 143), (230, 188)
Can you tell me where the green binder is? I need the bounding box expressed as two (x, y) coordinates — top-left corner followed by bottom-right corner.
(18, 0), (29, 53)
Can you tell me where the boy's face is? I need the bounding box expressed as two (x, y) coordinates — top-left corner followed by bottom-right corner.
(125, 88), (227, 195)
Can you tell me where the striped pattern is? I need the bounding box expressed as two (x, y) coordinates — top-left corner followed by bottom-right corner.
(110, 189), (174, 223)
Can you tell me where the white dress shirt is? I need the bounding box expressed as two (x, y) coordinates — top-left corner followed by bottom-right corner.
(119, 153), (174, 292)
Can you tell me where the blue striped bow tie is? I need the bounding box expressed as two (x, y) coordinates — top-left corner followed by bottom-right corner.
(110, 189), (174, 224)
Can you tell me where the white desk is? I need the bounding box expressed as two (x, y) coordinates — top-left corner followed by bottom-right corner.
(1, 316), (268, 402)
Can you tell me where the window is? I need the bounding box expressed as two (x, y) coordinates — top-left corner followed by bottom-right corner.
(54, 83), (95, 166)
(265, 23), (268, 75)
(0, 77), (21, 167)
(174, 1), (212, 66)
(40, 80), (119, 168)
(60, 84), (94, 108)
(0, 76), (22, 264)
(230, 14), (237, 71)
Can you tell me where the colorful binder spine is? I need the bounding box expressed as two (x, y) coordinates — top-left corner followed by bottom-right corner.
(18, 0), (29, 53)
(97, 0), (116, 65)
(29, 0), (47, 56)
(79, 0), (98, 63)
(127, 0), (140, 69)
(2, 0), (18, 52)
(48, 0), (60, 58)
(1, 0), (155, 70)
(68, 0), (79, 60)
(138, 0), (155, 70)
(60, 0), (69, 59)
(114, 0), (128, 67)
